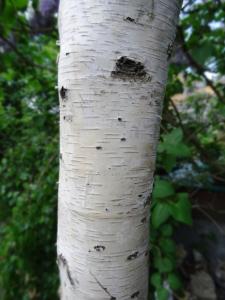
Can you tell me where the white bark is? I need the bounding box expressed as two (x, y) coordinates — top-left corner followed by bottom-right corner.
(57, 1), (181, 299)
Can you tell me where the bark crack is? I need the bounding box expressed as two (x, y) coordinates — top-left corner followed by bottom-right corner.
(149, 0), (155, 21)
(90, 271), (116, 300)
(167, 42), (174, 60)
(57, 254), (75, 286)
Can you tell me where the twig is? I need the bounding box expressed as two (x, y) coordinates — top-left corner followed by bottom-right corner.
(169, 98), (186, 132)
(178, 27), (225, 104)
(193, 204), (225, 235)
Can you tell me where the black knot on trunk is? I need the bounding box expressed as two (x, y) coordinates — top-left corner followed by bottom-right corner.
(127, 251), (139, 261)
(60, 86), (67, 100)
(131, 291), (140, 298)
(111, 57), (151, 81)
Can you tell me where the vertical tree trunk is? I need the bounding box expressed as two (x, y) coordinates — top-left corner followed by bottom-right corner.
(57, 1), (181, 299)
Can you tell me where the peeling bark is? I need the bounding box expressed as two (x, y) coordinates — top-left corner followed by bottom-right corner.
(57, 0), (181, 299)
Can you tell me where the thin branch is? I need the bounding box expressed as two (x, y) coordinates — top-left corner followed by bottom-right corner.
(193, 205), (225, 235)
(178, 27), (225, 104)
(169, 98), (186, 132)
(169, 98), (210, 160)
(181, 0), (196, 12)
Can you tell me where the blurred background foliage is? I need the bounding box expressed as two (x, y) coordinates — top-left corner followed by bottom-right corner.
(0, 0), (224, 299)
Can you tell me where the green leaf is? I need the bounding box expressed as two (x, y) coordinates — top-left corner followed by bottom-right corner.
(160, 128), (191, 158)
(160, 224), (173, 237)
(150, 272), (162, 289)
(15, 0), (28, 9)
(191, 41), (214, 65)
(0, 0), (5, 11)
(176, 143), (191, 157)
(159, 238), (176, 254)
(156, 288), (169, 300)
(153, 179), (175, 199)
(164, 128), (183, 145)
(161, 154), (177, 172)
(151, 203), (171, 228)
(154, 256), (174, 273)
(169, 193), (192, 225)
(168, 273), (183, 291)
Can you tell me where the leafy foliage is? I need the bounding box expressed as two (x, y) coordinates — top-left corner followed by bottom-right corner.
(149, 1), (225, 298)
(0, 1), (59, 299)
(150, 131), (191, 298)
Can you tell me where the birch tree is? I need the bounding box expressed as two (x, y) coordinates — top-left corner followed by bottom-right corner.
(57, 0), (181, 299)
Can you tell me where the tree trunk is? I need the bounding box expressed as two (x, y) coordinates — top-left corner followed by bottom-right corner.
(57, 1), (181, 299)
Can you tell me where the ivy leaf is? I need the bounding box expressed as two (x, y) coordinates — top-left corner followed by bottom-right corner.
(160, 224), (173, 237)
(159, 128), (191, 158)
(168, 273), (183, 291)
(156, 288), (170, 300)
(154, 256), (174, 273)
(153, 179), (175, 199)
(161, 154), (177, 172)
(159, 238), (176, 254)
(169, 193), (192, 225)
(151, 203), (171, 229)
(150, 272), (162, 289)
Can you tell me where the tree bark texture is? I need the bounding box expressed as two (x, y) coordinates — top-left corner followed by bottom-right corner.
(57, 1), (181, 299)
